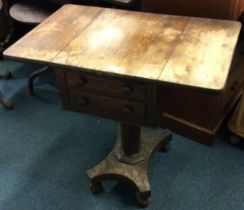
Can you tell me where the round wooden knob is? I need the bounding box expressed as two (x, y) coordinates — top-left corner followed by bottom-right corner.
(123, 106), (133, 114)
(231, 81), (239, 91)
(122, 85), (132, 94)
(76, 77), (86, 87)
(79, 97), (88, 105)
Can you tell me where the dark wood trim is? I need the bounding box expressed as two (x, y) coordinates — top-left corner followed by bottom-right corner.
(120, 123), (141, 155)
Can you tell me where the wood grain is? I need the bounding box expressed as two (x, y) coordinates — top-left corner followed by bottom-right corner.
(3, 4), (241, 90)
(159, 18), (241, 90)
(4, 5), (103, 62)
(53, 9), (187, 80)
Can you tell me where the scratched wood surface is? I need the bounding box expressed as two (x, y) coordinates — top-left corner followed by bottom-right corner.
(159, 18), (241, 90)
(5, 5), (103, 62)
(3, 4), (241, 90)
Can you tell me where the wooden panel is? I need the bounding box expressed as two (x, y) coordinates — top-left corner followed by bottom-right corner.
(68, 90), (145, 124)
(219, 58), (244, 115)
(159, 18), (241, 90)
(228, 84), (244, 138)
(65, 71), (145, 102)
(159, 54), (244, 144)
(141, 0), (244, 20)
(160, 86), (220, 130)
(159, 114), (217, 145)
(4, 4), (103, 62)
(53, 9), (187, 80)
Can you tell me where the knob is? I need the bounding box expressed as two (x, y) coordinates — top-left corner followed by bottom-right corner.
(123, 106), (133, 114)
(231, 81), (239, 91)
(100, 80), (106, 88)
(122, 85), (132, 94)
(79, 97), (88, 106)
(76, 77), (86, 87)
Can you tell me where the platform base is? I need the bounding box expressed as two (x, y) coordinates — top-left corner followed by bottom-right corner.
(87, 129), (172, 206)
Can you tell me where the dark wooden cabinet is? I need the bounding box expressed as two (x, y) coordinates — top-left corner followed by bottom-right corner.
(140, 0), (244, 145)
(141, 0), (244, 20)
(158, 55), (244, 145)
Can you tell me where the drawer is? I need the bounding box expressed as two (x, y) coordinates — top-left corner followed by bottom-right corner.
(68, 90), (145, 124)
(65, 71), (145, 102)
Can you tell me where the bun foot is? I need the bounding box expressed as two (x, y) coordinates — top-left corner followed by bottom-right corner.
(137, 192), (150, 207)
(90, 182), (103, 194)
(3, 99), (14, 110)
(161, 142), (171, 153)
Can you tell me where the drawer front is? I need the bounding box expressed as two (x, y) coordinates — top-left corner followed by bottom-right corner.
(68, 90), (145, 124)
(65, 71), (145, 102)
(220, 60), (244, 112)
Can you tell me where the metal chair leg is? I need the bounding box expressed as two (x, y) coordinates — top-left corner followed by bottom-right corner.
(28, 66), (52, 96)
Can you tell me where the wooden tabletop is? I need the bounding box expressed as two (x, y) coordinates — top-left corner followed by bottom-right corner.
(3, 4), (241, 90)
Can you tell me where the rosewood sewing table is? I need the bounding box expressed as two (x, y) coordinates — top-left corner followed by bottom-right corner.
(3, 4), (241, 206)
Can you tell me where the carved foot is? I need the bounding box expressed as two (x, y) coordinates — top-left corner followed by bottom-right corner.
(160, 142), (171, 152)
(2, 99), (13, 110)
(136, 192), (150, 207)
(90, 181), (103, 194)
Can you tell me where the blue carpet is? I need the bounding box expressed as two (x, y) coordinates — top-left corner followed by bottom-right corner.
(0, 60), (244, 210)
